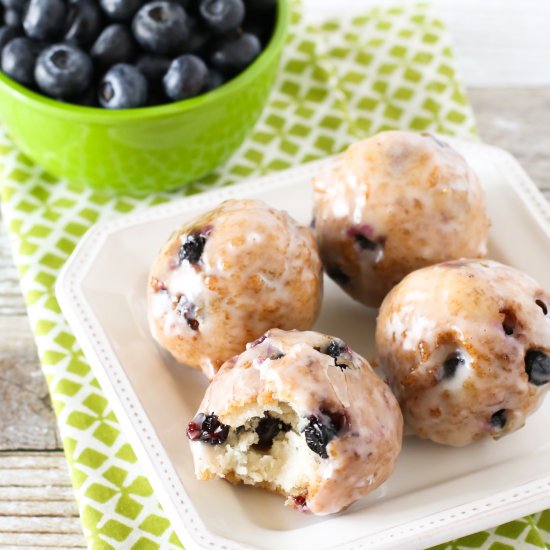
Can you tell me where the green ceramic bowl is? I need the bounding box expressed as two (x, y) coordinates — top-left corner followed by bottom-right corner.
(0, 0), (289, 196)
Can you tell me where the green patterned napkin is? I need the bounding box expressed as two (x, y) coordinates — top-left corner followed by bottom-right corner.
(1, 2), (549, 548)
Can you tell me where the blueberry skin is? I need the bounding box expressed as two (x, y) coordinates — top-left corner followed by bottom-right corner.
(210, 32), (261, 75)
(35, 43), (93, 98)
(64, 0), (103, 47)
(203, 67), (224, 91)
(199, 0), (244, 34)
(163, 54), (207, 101)
(0, 24), (21, 49)
(1, 36), (41, 86)
(4, 8), (21, 27)
(135, 53), (170, 89)
(132, 1), (190, 55)
(244, 0), (274, 11)
(180, 16), (210, 54)
(91, 24), (137, 70)
(23, 0), (66, 41)
(99, 63), (148, 108)
(0, 0), (26, 12)
(100, 0), (144, 21)
(525, 349), (550, 386)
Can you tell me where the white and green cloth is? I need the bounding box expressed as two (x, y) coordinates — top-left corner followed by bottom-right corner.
(1, 2), (549, 548)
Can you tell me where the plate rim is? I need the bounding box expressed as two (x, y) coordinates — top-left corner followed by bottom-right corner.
(56, 136), (550, 550)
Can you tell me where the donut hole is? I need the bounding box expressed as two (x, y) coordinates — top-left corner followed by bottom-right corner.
(536, 299), (548, 316)
(193, 402), (320, 507)
(500, 308), (517, 336)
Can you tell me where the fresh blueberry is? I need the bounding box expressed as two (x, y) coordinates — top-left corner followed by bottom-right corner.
(525, 349), (550, 386)
(203, 67), (224, 91)
(199, 0), (244, 34)
(176, 295), (199, 330)
(91, 24), (137, 70)
(303, 409), (346, 459)
(442, 352), (464, 379)
(244, 0), (274, 11)
(187, 412), (229, 445)
(253, 413), (291, 451)
(23, 0), (65, 41)
(71, 84), (100, 106)
(180, 16), (210, 54)
(99, 63), (148, 108)
(0, 25), (21, 50)
(135, 53), (170, 89)
(536, 299), (548, 315)
(490, 409), (507, 430)
(64, 0), (103, 47)
(178, 231), (207, 263)
(0, 0), (26, 12)
(100, 0), (144, 21)
(210, 32), (261, 75)
(1, 37), (40, 86)
(4, 8), (21, 27)
(132, 1), (190, 55)
(35, 43), (93, 98)
(163, 54), (207, 100)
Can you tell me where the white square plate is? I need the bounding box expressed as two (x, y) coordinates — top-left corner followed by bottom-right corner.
(56, 137), (550, 550)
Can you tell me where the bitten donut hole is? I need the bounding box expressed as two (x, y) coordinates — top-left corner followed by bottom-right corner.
(191, 402), (320, 508)
(536, 299), (548, 316)
(500, 308), (517, 336)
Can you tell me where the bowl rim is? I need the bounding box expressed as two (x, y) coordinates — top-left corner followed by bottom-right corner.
(0, 0), (290, 123)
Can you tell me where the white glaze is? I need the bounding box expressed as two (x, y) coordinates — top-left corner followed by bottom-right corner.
(147, 199), (323, 378)
(376, 259), (550, 446)
(312, 131), (490, 307)
(189, 329), (403, 515)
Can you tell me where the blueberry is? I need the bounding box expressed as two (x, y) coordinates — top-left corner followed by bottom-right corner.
(244, 0), (274, 11)
(354, 234), (378, 251)
(536, 299), (548, 315)
(1, 37), (40, 86)
(4, 8), (21, 27)
(442, 352), (464, 379)
(176, 295), (199, 330)
(253, 413), (291, 451)
(23, 0), (65, 41)
(316, 339), (349, 370)
(91, 24), (137, 70)
(187, 412), (229, 445)
(0, 25), (21, 50)
(35, 43), (93, 98)
(136, 54), (170, 89)
(71, 84), (100, 106)
(100, 0), (144, 21)
(203, 67), (224, 91)
(132, 1), (190, 55)
(525, 349), (550, 386)
(210, 32), (261, 75)
(199, 0), (244, 34)
(0, 0), (26, 12)
(490, 409), (507, 430)
(163, 54), (207, 101)
(180, 16), (210, 54)
(303, 409), (346, 459)
(178, 231), (207, 263)
(64, 0), (103, 47)
(99, 63), (148, 108)
(501, 308), (516, 336)
(326, 265), (350, 286)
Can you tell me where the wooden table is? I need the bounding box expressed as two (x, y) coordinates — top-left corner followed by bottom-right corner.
(1, 87), (550, 549)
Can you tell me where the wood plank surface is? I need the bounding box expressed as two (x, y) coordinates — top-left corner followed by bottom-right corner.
(0, 87), (549, 548)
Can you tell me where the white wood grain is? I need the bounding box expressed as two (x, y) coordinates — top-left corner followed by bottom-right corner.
(303, 0), (550, 87)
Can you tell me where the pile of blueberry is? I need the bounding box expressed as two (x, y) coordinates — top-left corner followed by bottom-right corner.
(0, 0), (275, 108)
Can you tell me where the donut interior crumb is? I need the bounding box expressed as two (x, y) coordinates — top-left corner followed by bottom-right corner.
(199, 402), (319, 503)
